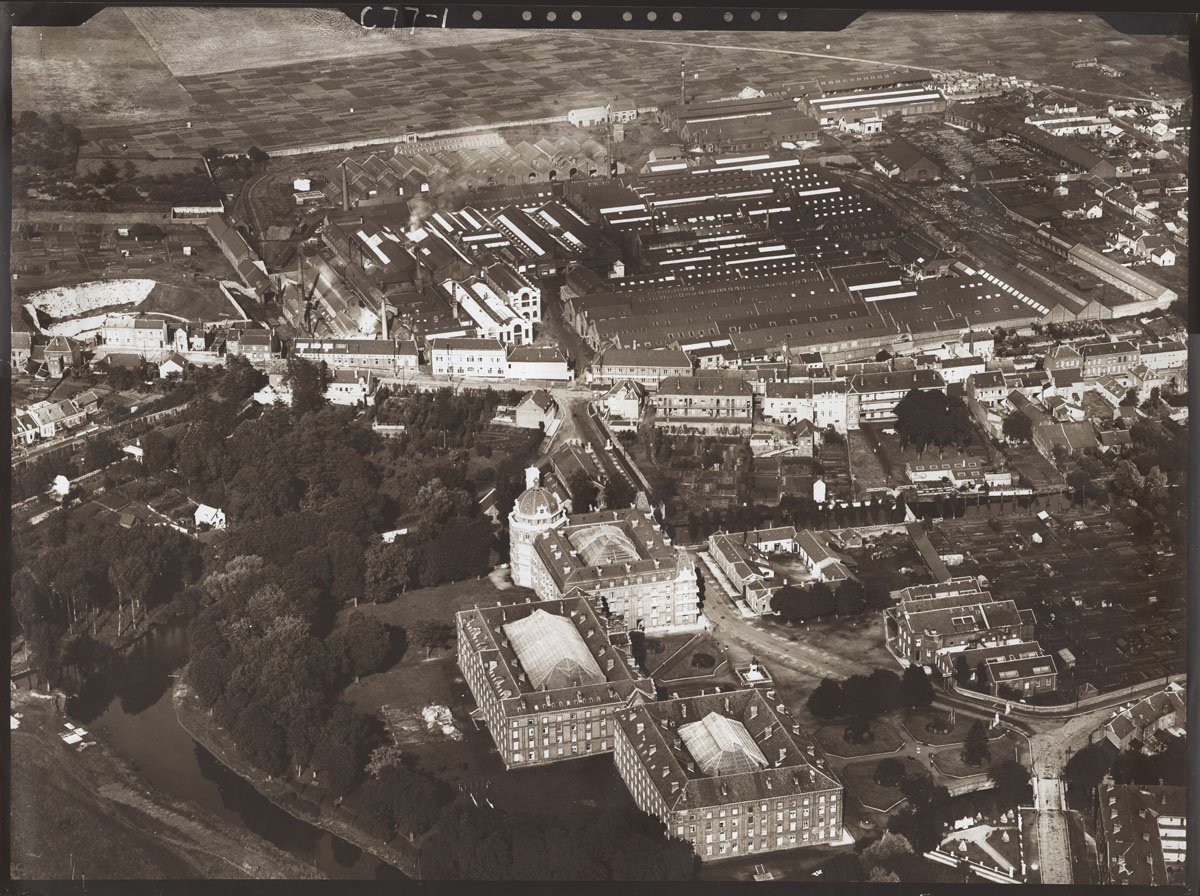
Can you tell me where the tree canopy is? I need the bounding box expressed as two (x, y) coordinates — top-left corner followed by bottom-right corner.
(894, 389), (974, 453)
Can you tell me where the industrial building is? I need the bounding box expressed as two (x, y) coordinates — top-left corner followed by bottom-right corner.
(612, 690), (844, 861)
(456, 596), (655, 769)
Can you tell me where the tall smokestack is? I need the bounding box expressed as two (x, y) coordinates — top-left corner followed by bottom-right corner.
(381, 296), (388, 341)
(341, 161), (349, 213)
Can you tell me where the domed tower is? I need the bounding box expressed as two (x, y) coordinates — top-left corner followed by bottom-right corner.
(509, 467), (567, 588)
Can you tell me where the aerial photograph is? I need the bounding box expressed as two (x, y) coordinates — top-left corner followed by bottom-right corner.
(7, 6), (1191, 887)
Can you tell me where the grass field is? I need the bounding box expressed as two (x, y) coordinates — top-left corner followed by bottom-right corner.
(813, 719), (904, 758)
(838, 756), (926, 811)
(932, 730), (1023, 778)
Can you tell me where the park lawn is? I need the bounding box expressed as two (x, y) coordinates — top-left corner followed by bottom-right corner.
(813, 718), (904, 759)
(932, 731), (1023, 778)
(341, 576), (532, 631)
(898, 707), (1010, 746)
(652, 632), (728, 682)
(641, 632), (694, 676)
(838, 755), (926, 812)
(985, 826), (1023, 872)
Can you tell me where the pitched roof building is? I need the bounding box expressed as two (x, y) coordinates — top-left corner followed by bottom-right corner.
(613, 689), (843, 861)
(1096, 784), (1186, 886)
(456, 596), (655, 769)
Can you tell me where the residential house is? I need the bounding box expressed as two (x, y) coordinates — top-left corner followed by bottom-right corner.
(1080, 340), (1139, 381)
(323, 369), (374, 405)
(848, 369), (946, 429)
(25, 398), (87, 439)
(955, 642), (1058, 697)
(1033, 421), (1099, 461)
(967, 371), (1007, 406)
(1102, 684), (1187, 751)
(885, 587), (1037, 667)
(102, 314), (169, 356)
(194, 504), (227, 530)
(514, 389), (558, 430)
(158, 352), (188, 378)
(43, 335), (83, 377)
(11, 330), (34, 372)
(602, 378), (646, 428)
(225, 328), (279, 363)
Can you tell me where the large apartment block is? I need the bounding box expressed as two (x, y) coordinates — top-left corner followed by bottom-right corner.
(456, 597), (655, 769)
(588, 347), (693, 391)
(291, 338), (419, 374)
(654, 376), (754, 435)
(613, 690), (843, 861)
(429, 336), (508, 378)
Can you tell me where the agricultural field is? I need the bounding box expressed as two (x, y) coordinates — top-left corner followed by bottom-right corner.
(11, 8), (195, 124)
(16, 12), (1184, 161)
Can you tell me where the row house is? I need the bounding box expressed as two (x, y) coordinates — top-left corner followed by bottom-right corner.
(761, 380), (851, 433)
(291, 337), (418, 374)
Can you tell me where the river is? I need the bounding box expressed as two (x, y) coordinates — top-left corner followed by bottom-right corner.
(63, 618), (406, 880)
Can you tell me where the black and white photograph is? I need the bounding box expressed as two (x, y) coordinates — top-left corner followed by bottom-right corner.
(6, 5), (1192, 888)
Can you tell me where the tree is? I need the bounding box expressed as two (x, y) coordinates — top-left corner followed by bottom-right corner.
(247, 145), (270, 163)
(83, 435), (122, 471)
(806, 678), (844, 720)
(342, 612), (391, 681)
(567, 469), (599, 512)
(413, 621), (456, 659)
(874, 757), (906, 788)
(287, 357), (327, 417)
(845, 714), (872, 744)
(1063, 743), (1115, 801)
(1002, 411), (1033, 443)
(834, 580), (865, 616)
(963, 720), (991, 767)
(841, 674), (878, 718)
(895, 389), (974, 453)
(140, 429), (174, 474)
(900, 664), (936, 708)
(219, 354), (267, 403)
(988, 759), (1031, 810)
(868, 668), (903, 714)
(771, 585), (811, 623)
(601, 473), (636, 510)
(1120, 388), (1140, 407)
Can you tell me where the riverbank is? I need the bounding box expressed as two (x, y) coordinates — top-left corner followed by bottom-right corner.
(10, 687), (323, 880)
(173, 675), (419, 880)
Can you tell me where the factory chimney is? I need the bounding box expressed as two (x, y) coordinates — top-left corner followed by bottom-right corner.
(341, 161), (350, 213)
